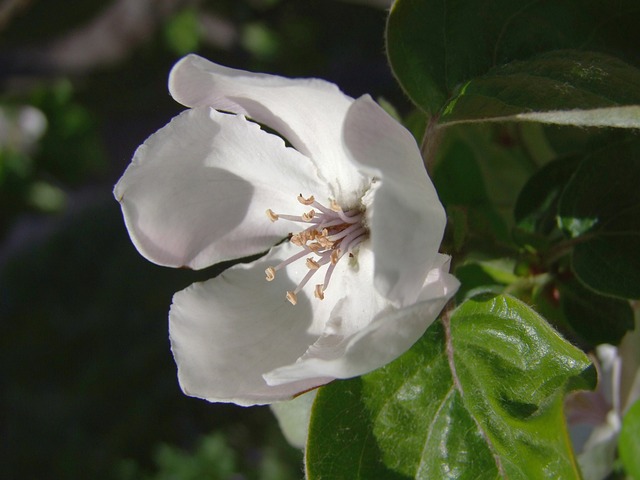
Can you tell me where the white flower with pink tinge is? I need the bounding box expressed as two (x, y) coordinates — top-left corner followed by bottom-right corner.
(114, 54), (459, 406)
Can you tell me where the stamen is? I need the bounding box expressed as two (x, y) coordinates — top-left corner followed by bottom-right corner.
(266, 194), (369, 305)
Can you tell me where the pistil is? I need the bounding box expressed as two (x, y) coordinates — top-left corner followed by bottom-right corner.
(265, 194), (368, 305)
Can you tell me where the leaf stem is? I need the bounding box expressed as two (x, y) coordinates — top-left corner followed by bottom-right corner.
(420, 113), (443, 177)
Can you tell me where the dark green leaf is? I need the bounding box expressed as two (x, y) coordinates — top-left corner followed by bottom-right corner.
(513, 154), (582, 248)
(387, 0), (640, 118)
(558, 139), (640, 299)
(440, 51), (640, 127)
(435, 123), (539, 249)
(454, 259), (518, 302)
(306, 294), (594, 479)
(558, 277), (634, 347)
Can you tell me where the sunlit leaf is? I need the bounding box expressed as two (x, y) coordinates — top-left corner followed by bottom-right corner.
(619, 399), (640, 479)
(440, 51), (640, 127)
(306, 294), (594, 479)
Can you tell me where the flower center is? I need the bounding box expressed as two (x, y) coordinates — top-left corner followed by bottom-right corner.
(265, 194), (368, 305)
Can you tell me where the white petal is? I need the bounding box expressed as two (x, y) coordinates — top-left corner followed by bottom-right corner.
(169, 242), (335, 406)
(114, 106), (329, 269)
(168, 54), (368, 203)
(270, 390), (317, 449)
(264, 253), (459, 384)
(343, 95), (447, 306)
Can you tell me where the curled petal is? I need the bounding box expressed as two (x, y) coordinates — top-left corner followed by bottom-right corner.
(264, 253), (459, 385)
(114, 107), (328, 269)
(343, 95), (447, 306)
(168, 54), (368, 203)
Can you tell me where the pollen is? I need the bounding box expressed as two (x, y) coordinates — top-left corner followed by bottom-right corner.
(265, 195), (368, 305)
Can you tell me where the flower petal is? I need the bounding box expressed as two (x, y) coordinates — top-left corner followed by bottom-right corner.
(169, 242), (335, 406)
(168, 54), (368, 203)
(343, 95), (447, 306)
(270, 390), (317, 449)
(114, 106), (329, 269)
(264, 253), (459, 385)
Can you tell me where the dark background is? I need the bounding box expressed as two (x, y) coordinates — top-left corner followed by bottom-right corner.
(0, 1), (403, 478)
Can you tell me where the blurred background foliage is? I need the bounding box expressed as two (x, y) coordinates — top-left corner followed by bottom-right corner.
(0, 0), (396, 478)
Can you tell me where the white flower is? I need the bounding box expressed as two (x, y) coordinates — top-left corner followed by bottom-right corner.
(114, 54), (459, 406)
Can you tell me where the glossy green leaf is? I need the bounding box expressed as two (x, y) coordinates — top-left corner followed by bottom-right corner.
(619, 399), (640, 479)
(558, 139), (640, 299)
(306, 294), (594, 479)
(440, 51), (640, 127)
(387, 0), (640, 118)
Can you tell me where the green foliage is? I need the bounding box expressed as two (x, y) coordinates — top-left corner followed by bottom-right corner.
(440, 50), (640, 127)
(558, 139), (640, 300)
(619, 399), (640, 479)
(117, 432), (299, 480)
(164, 8), (201, 55)
(307, 295), (594, 480)
(387, 0), (640, 115)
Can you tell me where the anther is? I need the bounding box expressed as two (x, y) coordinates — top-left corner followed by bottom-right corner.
(306, 258), (320, 270)
(298, 194), (315, 205)
(266, 194), (368, 305)
(302, 210), (316, 221)
(266, 209), (279, 222)
(286, 291), (298, 305)
(265, 267), (276, 281)
(290, 234), (304, 246)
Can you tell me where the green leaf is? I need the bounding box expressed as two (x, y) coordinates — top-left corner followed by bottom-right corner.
(163, 8), (201, 55)
(558, 277), (634, 347)
(558, 139), (640, 299)
(387, 0), (640, 117)
(306, 294), (594, 479)
(619, 399), (640, 479)
(514, 154), (582, 238)
(440, 51), (640, 127)
(435, 123), (539, 249)
(454, 259), (518, 302)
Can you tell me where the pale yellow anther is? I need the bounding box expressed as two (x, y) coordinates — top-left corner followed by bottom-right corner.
(298, 194), (315, 205)
(318, 237), (334, 248)
(330, 199), (342, 212)
(330, 249), (341, 265)
(290, 234), (304, 246)
(266, 209), (279, 222)
(286, 291), (298, 305)
(314, 284), (325, 300)
(306, 258), (320, 270)
(308, 242), (323, 253)
(265, 267), (276, 281)
(302, 209), (316, 221)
